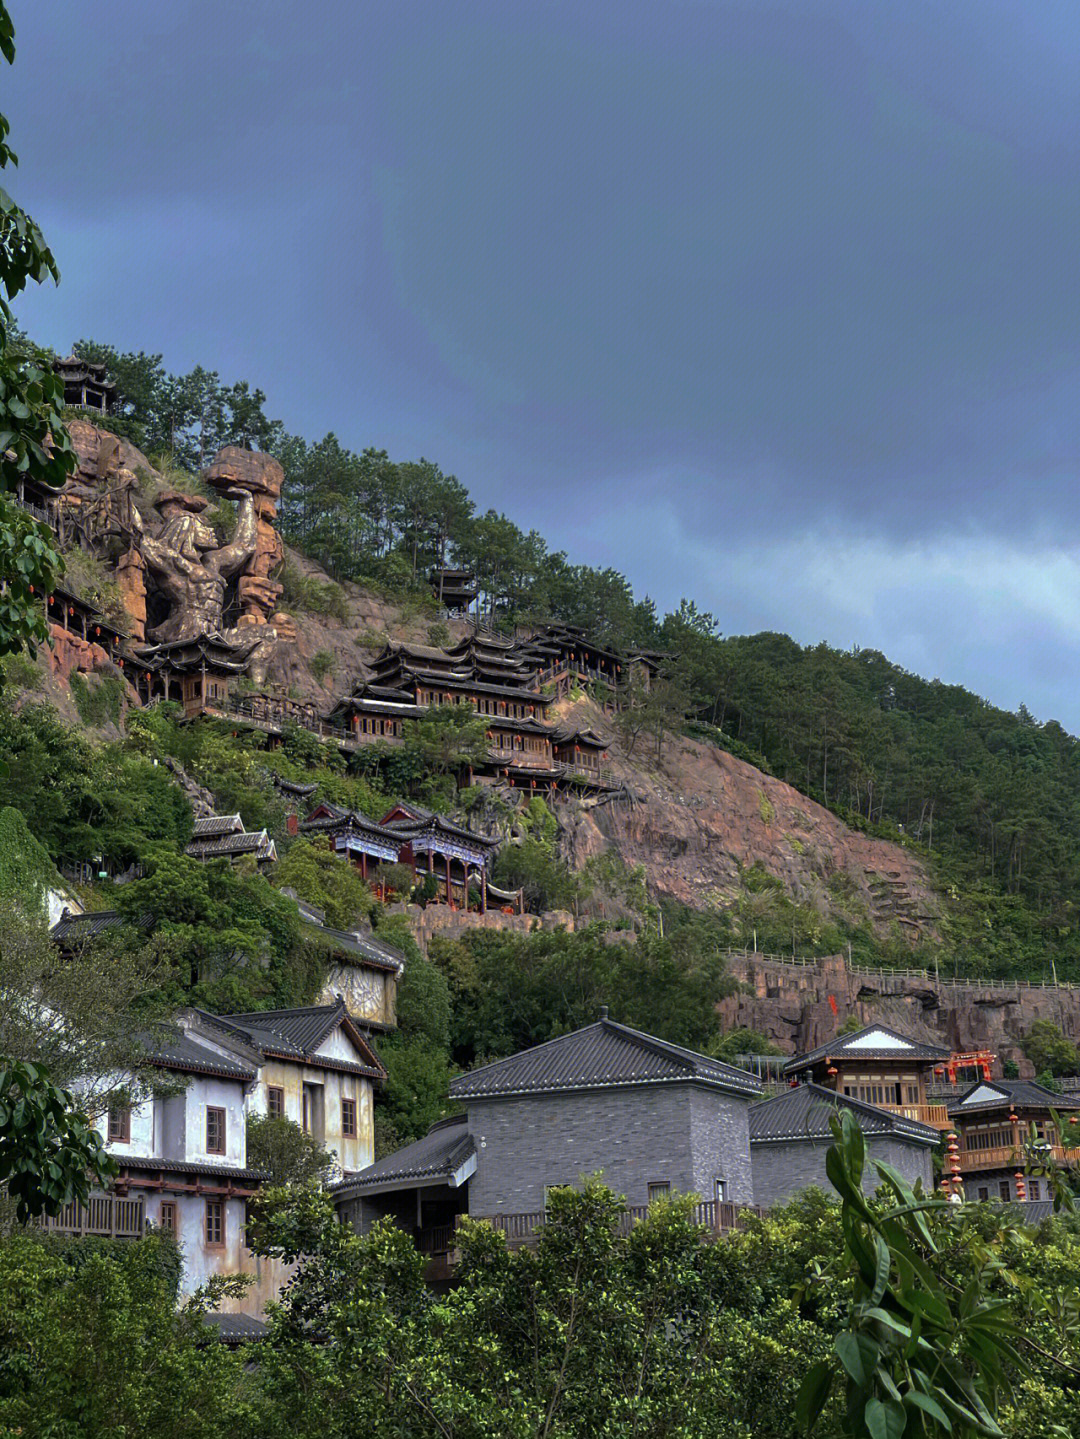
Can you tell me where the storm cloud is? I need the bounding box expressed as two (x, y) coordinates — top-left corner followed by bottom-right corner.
(7, 1), (1079, 720)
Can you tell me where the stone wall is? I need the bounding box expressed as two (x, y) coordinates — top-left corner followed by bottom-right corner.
(389, 904), (577, 954)
(751, 1132), (934, 1208)
(719, 951), (1080, 1075)
(466, 1083), (755, 1215)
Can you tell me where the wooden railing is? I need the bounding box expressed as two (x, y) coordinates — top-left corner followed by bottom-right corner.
(959, 1144), (1080, 1172)
(40, 1193), (145, 1239)
(479, 1199), (762, 1246)
(879, 1102), (951, 1129)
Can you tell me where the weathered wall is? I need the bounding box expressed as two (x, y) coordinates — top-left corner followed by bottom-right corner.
(751, 1133), (934, 1208)
(388, 902), (577, 954)
(466, 1082), (755, 1215)
(718, 951), (1080, 1075)
(249, 1063), (374, 1176)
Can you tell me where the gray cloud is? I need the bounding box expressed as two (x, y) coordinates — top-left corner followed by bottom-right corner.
(7, 1), (1079, 720)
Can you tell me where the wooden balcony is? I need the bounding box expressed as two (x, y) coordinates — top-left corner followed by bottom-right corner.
(879, 1102), (951, 1130)
(959, 1143), (1080, 1173)
(40, 1193), (145, 1239)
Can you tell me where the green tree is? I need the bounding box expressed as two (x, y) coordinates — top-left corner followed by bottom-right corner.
(0, 1061), (116, 1221)
(1022, 1021), (1080, 1078)
(0, 1230), (249, 1437)
(246, 1113), (333, 1188)
(401, 702), (491, 780)
(0, 5), (76, 660)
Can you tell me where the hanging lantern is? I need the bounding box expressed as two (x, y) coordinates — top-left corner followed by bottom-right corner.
(1009, 1111), (1018, 1124)
(826, 1065), (838, 1079)
(934, 1065), (945, 1076)
(1014, 1172), (1026, 1201)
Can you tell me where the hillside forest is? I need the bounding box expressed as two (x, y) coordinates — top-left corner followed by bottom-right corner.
(4, 331), (1074, 982)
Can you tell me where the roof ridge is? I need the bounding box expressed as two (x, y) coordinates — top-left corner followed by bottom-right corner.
(605, 1019), (757, 1084)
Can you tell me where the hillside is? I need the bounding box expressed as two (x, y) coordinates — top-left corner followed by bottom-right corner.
(8, 351), (1079, 979)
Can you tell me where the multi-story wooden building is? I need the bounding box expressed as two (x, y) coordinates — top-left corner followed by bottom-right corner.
(784, 1025), (954, 1130)
(298, 800), (515, 912)
(947, 1078), (1080, 1204)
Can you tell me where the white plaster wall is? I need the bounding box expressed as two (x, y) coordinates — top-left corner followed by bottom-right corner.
(170, 1192), (248, 1298)
(182, 1074), (248, 1168)
(317, 1029), (361, 1062)
(106, 1095), (157, 1160)
(321, 966), (390, 1023)
(247, 1063), (374, 1176)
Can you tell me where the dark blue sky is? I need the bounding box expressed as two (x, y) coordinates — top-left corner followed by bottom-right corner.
(8, 2), (1080, 723)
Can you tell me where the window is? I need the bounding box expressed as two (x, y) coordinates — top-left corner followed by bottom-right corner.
(1029, 1179), (1041, 1201)
(977, 1187), (990, 1203)
(342, 1097), (357, 1137)
(302, 1088), (311, 1134)
(206, 1106), (226, 1155)
(998, 1180), (1011, 1202)
(647, 1181), (670, 1204)
(107, 1105), (131, 1144)
(714, 1179), (727, 1205)
(267, 1086), (284, 1120)
(205, 1199), (224, 1247)
(160, 1201), (177, 1233)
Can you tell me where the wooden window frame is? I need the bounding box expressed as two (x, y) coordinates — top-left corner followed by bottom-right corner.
(108, 1105), (131, 1145)
(205, 1198), (225, 1248)
(714, 1178), (727, 1205)
(206, 1106), (226, 1155)
(267, 1086), (285, 1120)
(159, 1200), (177, 1233)
(647, 1180), (671, 1204)
(998, 1180), (1011, 1202)
(341, 1096), (357, 1138)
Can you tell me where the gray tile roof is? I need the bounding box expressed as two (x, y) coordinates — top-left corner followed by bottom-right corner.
(748, 1082), (941, 1146)
(449, 1017), (763, 1101)
(185, 830), (277, 862)
(334, 1115), (475, 1197)
(786, 1025), (952, 1073)
(950, 1078), (1069, 1115)
(202, 1313), (269, 1343)
(50, 909), (154, 946)
(137, 1026), (257, 1081)
(206, 1000), (385, 1079)
(115, 1156), (268, 1182)
(191, 813), (244, 838)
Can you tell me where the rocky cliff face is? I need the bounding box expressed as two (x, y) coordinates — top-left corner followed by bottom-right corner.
(718, 951), (1080, 1076)
(556, 698), (937, 940)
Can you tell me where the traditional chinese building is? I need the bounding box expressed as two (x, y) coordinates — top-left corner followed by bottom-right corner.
(134, 634), (259, 716)
(53, 353), (116, 412)
(184, 813), (277, 867)
(946, 1078), (1080, 1204)
(298, 800), (515, 912)
(430, 567), (478, 611)
(784, 1025), (954, 1130)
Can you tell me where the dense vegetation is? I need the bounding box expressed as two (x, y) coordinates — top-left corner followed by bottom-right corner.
(5, 1159), (1080, 1438)
(15, 321), (1080, 979)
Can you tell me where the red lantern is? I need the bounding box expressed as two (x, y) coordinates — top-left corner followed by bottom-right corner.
(1015, 1172), (1026, 1201)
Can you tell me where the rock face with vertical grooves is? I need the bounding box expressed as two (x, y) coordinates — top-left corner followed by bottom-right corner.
(554, 699), (938, 939)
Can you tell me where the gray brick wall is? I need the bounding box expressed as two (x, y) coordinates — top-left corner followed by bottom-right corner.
(961, 1170), (1047, 1204)
(751, 1135), (934, 1208)
(467, 1081), (755, 1216)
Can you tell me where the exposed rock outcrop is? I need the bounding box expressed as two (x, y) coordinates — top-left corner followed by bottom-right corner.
(718, 950), (1080, 1076)
(555, 698), (937, 941)
(205, 446), (285, 626)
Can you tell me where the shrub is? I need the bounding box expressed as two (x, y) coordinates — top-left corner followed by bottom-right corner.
(69, 673), (124, 728)
(310, 649), (335, 684)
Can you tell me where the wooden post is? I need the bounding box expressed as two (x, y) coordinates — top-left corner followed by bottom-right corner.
(445, 853), (452, 907)
(481, 868), (487, 914)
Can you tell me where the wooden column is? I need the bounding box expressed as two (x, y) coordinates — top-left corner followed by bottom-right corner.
(481, 868), (487, 914)
(445, 853), (452, 907)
